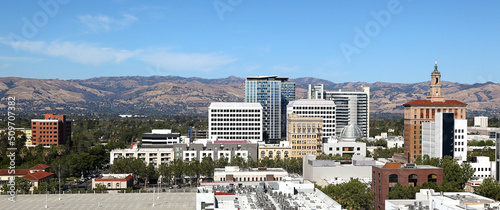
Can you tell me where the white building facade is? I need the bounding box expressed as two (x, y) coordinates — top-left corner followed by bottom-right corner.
(110, 148), (174, 168)
(208, 102), (263, 142)
(422, 112), (467, 161)
(474, 116), (488, 127)
(286, 99), (336, 139)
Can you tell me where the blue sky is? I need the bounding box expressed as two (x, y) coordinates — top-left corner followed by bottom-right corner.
(0, 0), (499, 84)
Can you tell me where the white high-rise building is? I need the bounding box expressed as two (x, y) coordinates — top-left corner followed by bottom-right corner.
(208, 102), (263, 142)
(474, 116), (488, 127)
(308, 85), (370, 138)
(286, 99), (336, 139)
(422, 112), (467, 161)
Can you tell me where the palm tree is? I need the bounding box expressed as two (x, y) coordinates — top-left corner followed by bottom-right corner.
(19, 147), (28, 161)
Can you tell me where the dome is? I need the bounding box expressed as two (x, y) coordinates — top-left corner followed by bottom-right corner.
(339, 124), (363, 142)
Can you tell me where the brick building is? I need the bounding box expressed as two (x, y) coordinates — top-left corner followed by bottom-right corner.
(372, 162), (443, 210)
(31, 114), (72, 146)
(403, 61), (466, 162)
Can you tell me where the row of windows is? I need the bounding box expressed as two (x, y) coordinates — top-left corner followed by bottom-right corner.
(475, 167), (491, 172)
(211, 118), (261, 122)
(211, 123), (261, 126)
(293, 106), (335, 110)
(455, 129), (465, 133)
(32, 122), (59, 125)
(454, 142), (465, 146)
(292, 140), (321, 144)
(290, 134), (320, 139)
(210, 132), (261, 136)
(32, 127), (58, 130)
(219, 176), (282, 182)
(293, 111), (336, 115)
(292, 146), (317, 150)
(211, 114), (261, 118)
(211, 109), (261, 113)
(291, 151), (315, 155)
(455, 135), (464, 139)
(211, 127), (261, 131)
(32, 130), (58, 134)
(454, 148), (464, 152)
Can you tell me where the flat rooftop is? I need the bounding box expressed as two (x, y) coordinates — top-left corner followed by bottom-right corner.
(0, 193), (195, 210)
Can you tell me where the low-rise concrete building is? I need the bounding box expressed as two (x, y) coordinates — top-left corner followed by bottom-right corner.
(92, 174), (133, 191)
(258, 144), (291, 159)
(386, 189), (500, 210)
(213, 166), (288, 183)
(141, 129), (181, 148)
(466, 156), (496, 179)
(110, 148), (174, 168)
(173, 141), (258, 162)
(303, 154), (380, 186)
(197, 178), (342, 210)
(323, 139), (366, 158)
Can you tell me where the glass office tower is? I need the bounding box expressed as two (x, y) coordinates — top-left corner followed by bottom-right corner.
(245, 76), (295, 141)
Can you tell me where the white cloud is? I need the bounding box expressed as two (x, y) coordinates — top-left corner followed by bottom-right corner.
(272, 65), (300, 72)
(140, 52), (237, 72)
(78, 14), (138, 33)
(0, 37), (237, 71)
(0, 38), (140, 65)
(0, 56), (42, 62)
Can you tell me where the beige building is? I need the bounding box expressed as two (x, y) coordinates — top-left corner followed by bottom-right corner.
(0, 128), (32, 147)
(403, 61), (466, 162)
(213, 166), (288, 182)
(110, 148), (174, 168)
(287, 114), (323, 158)
(92, 174), (133, 191)
(258, 144), (291, 159)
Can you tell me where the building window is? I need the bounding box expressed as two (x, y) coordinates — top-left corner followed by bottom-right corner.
(408, 174), (418, 187)
(389, 174), (398, 191)
(428, 174), (437, 183)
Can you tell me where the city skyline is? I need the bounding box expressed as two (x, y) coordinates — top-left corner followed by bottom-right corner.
(0, 1), (499, 84)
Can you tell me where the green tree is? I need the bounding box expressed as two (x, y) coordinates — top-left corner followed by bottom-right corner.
(200, 157), (214, 182)
(318, 179), (373, 210)
(171, 158), (185, 185)
(387, 183), (417, 199)
(474, 178), (500, 201)
(159, 163), (173, 186)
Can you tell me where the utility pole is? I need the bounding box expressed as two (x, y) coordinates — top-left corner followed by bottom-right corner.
(59, 163), (61, 200)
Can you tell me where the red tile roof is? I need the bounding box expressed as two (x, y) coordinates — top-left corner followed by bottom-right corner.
(403, 100), (467, 106)
(23, 171), (54, 181)
(30, 164), (50, 170)
(95, 174), (133, 182)
(0, 169), (31, 176)
(382, 163), (402, 169)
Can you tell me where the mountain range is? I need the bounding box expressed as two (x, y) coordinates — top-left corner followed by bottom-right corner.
(0, 76), (498, 117)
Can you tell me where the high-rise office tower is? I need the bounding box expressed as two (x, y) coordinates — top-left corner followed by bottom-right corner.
(325, 88), (370, 138)
(403, 61), (467, 162)
(245, 76), (295, 141)
(307, 84), (370, 138)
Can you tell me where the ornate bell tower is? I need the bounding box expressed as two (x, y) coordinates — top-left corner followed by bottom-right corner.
(428, 60), (445, 102)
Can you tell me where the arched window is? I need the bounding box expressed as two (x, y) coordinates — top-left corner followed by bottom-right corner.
(276, 151), (281, 158)
(284, 151), (289, 158)
(261, 151), (265, 157)
(408, 174), (418, 187)
(428, 174), (437, 183)
(269, 151), (273, 158)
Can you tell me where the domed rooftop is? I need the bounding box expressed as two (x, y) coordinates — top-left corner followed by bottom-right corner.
(339, 124), (363, 142)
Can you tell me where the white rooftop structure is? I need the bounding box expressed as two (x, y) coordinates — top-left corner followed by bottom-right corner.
(209, 102), (263, 109)
(196, 179), (341, 210)
(386, 189), (500, 210)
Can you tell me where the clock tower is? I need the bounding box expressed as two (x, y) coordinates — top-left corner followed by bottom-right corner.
(428, 60), (445, 102)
